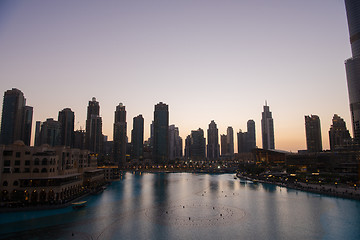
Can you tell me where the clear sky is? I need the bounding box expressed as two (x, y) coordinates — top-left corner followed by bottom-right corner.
(0, 0), (353, 152)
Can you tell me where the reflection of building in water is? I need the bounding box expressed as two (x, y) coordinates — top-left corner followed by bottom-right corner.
(0, 141), (105, 204)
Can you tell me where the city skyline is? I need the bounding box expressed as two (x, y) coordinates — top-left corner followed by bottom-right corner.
(0, 0), (352, 152)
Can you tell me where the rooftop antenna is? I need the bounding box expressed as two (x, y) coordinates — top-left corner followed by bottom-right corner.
(265, 100), (267, 106)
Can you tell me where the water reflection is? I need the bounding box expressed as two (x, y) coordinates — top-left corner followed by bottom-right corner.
(1, 173), (360, 240)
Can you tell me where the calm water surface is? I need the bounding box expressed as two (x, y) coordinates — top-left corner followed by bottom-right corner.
(0, 173), (360, 240)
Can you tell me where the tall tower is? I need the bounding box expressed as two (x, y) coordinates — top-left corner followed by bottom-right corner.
(113, 103), (127, 166)
(39, 118), (61, 147)
(247, 120), (256, 151)
(58, 108), (75, 147)
(207, 120), (220, 160)
(131, 114), (144, 160)
(85, 97), (102, 153)
(169, 125), (182, 160)
(261, 102), (275, 150)
(345, 0), (360, 142)
(187, 128), (206, 161)
(0, 88), (32, 146)
(226, 126), (234, 157)
(305, 115), (322, 152)
(153, 102), (169, 164)
(329, 114), (352, 151)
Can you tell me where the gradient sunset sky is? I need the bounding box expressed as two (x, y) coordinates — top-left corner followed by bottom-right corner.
(0, 0), (352, 152)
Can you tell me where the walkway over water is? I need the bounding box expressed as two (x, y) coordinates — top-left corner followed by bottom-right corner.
(0, 173), (359, 239)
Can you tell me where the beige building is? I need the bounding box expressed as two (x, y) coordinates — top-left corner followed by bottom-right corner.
(0, 141), (104, 204)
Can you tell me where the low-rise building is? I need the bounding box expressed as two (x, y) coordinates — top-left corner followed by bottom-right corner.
(0, 141), (105, 204)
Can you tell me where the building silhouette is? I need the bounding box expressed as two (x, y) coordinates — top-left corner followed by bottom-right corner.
(0, 88), (33, 146)
(247, 120), (256, 151)
(113, 103), (127, 166)
(85, 97), (102, 153)
(329, 114), (352, 151)
(34, 121), (41, 146)
(58, 108), (74, 147)
(153, 102), (169, 163)
(345, 0), (360, 142)
(227, 127), (234, 157)
(261, 102), (275, 150)
(237, 130), (248, 153)
(207, 120), (220, 160)
(305, 115), (322, 152)
(131, 114), (144, 160)
(220, 134), (228, 156)
(169, 125), (182, 160)
(39, 118), (61, 147)
(185, 128), (206, 161)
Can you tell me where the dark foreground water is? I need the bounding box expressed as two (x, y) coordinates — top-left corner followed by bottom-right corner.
(1, 173), (360, 240)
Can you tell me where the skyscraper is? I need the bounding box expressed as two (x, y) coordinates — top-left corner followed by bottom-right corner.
(329, 114), (352, 151)
(220, 134), (228, 156)
(237, 130), (248, 153)
(34, 121), (41, 146)
(227, 126), (234, 157)
(261, 102), (275, 150)
(131, 114), (144, 160)
(169, 125), (182, 160)
(39, 118), (61, 147)
(207, 120), (220, 160)
(58, 108), (75, 147)
(0, 88), (33, 146)
(113, 103), (127, 166)
(85, 97), (102, 153)
(22, 106), (33, 146)
(186, 128), (206, 161)
(153, 102), (169, 163)
(305, 115), (322, 152)
(247, 120), (256, 151)
(345, 0), (360, 142)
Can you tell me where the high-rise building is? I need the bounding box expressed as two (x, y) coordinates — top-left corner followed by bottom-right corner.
(329, 114), (352, 151)
(22, 106), (33, 146)
(58, 108), (74, 147)
(85, 97), (102, 153)
(237, 130), (248, 153)
(227, 126), (234, 156)
(305, 115), (322, 152)
(169, 125), (182, 160)
(186, 128), (206, 161)
(0, 88), (33, 146)
(220, 134), (228, 156)
(261, 102), (275, 150)
(247, 120), (256, 151)
(207, 120), (220, 160)
(131, 114), (144, 160)
(39, 118), (61, 147)
(345, 0), (360, 142)
(153, 102), (169, 163)
(74, 130), (86, 150)
(237, 120), (256, 153)
(113, 103), (127, 166)
(34, 121), (41, 146)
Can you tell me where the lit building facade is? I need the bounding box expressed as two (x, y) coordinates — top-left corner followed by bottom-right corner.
(0, 142), (104, 204)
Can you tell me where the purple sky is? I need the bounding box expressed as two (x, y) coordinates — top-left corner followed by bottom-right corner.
(0, 0), (352, 152)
